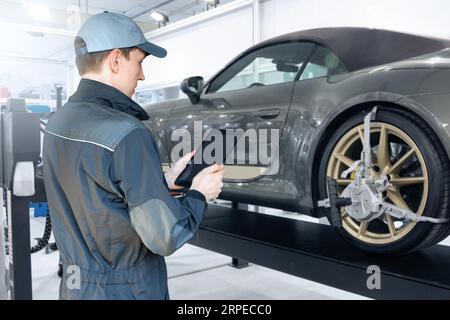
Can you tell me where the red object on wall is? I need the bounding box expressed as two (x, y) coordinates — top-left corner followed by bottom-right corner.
(0, 87), (11, 98)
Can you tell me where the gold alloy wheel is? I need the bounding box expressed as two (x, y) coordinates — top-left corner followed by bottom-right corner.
(326, 122), (429, 245)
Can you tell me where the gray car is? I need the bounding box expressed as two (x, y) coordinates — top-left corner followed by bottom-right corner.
(143, 27), (450, 254)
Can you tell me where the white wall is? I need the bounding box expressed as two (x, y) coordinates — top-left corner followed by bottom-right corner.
(138, 0), (450, 96)
(139, 1), (254, 91)
(261, 0), (450, 40)
(67, 62), (80, 96)
(0, 60), (68, 98)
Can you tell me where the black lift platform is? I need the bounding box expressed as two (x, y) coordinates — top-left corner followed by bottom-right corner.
(189, 204), (450, 299)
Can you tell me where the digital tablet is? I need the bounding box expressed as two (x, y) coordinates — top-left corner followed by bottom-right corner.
(174, 129), (240, 188)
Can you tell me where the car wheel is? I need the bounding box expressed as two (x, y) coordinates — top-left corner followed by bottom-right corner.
(318, 107), (450, 254)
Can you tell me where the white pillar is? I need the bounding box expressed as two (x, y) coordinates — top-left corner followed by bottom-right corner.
(253, 0), (261, 45)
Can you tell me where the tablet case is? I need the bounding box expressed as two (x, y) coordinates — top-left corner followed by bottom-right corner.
(174, 129), (239, 188)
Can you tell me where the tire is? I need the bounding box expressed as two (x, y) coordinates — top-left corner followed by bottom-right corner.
(318, 107), (450, 254)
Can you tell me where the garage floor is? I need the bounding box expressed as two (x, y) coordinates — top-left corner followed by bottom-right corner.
(28, 209), (450, 300)
(29, 211), (371, 300)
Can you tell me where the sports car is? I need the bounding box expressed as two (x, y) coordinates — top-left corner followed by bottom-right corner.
(143, 27), (450, 254)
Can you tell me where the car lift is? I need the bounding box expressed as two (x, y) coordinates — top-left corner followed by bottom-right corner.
(189, 203), (450, 299)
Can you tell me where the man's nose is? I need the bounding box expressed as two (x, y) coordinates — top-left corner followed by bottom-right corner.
(139, 69), (145, 81)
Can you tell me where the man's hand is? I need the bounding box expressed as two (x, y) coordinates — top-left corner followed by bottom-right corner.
(191, 164), (225, 201)
(165, 149), (196, 189)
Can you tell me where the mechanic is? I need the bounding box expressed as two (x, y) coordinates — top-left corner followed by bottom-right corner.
(43, 12), (224, 300)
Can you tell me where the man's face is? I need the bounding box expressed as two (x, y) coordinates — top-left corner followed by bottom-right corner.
(114, 48), (146, 98)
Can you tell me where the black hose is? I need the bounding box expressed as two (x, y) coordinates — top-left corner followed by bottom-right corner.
(30, 208), (52, 254)
(30, 117), (54, 254)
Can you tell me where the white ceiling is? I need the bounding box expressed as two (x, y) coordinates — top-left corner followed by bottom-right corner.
(0, 0), (234, 96)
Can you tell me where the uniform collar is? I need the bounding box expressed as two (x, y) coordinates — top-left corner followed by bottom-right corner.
(69, 78), (149, 121)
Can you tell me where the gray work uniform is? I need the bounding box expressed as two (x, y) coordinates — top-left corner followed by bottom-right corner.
(43, 79), (207, 300)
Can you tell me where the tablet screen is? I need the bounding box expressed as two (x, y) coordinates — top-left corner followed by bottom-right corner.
(174, 129), (240, 187)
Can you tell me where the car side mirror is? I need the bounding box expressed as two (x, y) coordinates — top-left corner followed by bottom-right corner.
(180, 76), (204, 105)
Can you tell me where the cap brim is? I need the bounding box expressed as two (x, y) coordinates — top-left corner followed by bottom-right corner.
(137, 41), (167, 58)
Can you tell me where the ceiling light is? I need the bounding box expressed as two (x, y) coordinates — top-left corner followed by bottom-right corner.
(206, 0), (220, 10)
(150, 11), (169, 27)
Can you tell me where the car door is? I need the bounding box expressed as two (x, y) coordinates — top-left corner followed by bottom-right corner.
(166, 41), (316, 181)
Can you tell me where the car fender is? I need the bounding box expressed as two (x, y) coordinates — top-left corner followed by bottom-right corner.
(290, 91), (402, 210)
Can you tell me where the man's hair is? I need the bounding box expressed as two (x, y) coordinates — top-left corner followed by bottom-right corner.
(74, 36), (134, 75)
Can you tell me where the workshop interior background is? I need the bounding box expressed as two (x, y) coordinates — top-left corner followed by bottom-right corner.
(2, 0), (450, 300)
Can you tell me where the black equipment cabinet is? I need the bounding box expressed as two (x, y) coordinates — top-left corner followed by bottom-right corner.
(1, 98), (40, 300)
(189, 204), (450, 299)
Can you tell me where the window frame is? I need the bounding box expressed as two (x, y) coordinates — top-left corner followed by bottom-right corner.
(295, 44), (349, 82)
(205, 41), (319, 95)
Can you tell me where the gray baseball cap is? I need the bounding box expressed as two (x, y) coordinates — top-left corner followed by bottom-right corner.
(75, 11), (167, 58)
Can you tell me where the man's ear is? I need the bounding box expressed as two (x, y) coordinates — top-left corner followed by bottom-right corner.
(108, 49), (122, 74)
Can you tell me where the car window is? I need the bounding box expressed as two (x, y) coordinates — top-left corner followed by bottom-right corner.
(208, 42), (316, 94)
(299, 45), (347, 80)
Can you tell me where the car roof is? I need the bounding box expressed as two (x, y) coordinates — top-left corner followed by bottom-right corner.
(248, 27), (450, 72)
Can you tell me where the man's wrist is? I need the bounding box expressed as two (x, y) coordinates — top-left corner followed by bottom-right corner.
(186, 189), (206, 202)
